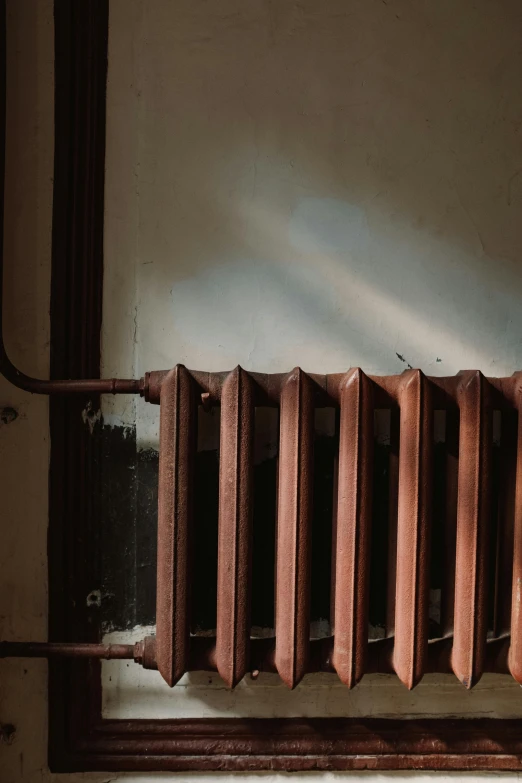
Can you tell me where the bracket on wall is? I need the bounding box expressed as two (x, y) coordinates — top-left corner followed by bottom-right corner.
(2, 0), (522, 772)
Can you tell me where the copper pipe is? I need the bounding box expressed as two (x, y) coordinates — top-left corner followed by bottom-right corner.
(0, 636), (511, 678)
(0, 6), (141, 397)
(0, 641), (136, 660)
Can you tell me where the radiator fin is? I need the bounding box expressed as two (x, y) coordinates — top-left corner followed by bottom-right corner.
(156, 365), (196, 686)
(452, 371), (492, 688)
(393, 370), (433, 689)
(275, 368), (315, 689)
(333, 369), (373, 687)
(216, 367), (255, 687)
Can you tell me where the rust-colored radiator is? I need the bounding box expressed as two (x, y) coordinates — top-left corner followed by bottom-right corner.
(150, 366), (522, 691)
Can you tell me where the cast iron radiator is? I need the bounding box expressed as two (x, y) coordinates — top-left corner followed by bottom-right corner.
(143, 366), (522, 691)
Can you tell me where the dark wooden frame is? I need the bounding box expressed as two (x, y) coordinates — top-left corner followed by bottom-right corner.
(47, 0), (522, 772)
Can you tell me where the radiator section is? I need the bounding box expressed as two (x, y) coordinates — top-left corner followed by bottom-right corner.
(275, 369), (315, 688)
(216, 368), (255, 687)
(452, 371), (492, 688)
(332, 369), (373, 688)
(156, 366), (196, 686)
(154, 366), (516, 689)
(393, 370), (433, 689)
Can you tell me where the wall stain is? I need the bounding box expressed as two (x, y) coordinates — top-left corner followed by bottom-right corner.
(395, 352), (413, 370)
(0, 406), (18, 425)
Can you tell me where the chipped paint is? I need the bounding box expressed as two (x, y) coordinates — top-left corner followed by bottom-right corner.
(81, 401), (101, 434)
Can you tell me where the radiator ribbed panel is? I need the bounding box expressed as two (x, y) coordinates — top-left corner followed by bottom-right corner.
(155, 366), (519, 689)
(394, 370), (433, 689)
(216, 367), (255, 687)
(332, 368), (373, 688)
(452, 371), (491, 688)
(275, 369), (315, 689)
(156, 366), (195, 686)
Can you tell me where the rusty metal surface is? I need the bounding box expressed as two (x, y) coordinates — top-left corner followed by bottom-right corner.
(156, 366), (196, 686)
(70, 714), (522, 772)
(0, 641), (136, 659)
(216, 367), (255, 687)
(393, 370), (433, 689)
(332, 369), (373, 687)
(275, 369), (315, 688)
(452, 371), (492, 688)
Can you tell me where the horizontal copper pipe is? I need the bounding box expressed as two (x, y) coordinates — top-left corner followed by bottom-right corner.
(0, 641), (137, 659)
(0, 636), (510, 680)
(0, 344), (143, 395)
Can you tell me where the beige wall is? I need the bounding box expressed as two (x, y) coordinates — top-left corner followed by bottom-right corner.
(2, 0), (522, 780)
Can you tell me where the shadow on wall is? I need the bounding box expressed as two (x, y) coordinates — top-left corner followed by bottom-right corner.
(105, 0), (522, 380)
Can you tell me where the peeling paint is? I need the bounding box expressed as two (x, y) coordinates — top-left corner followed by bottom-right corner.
(0, 406), (18, 425)
(86, 589), (102, 608)
(81, 401), (101, 434)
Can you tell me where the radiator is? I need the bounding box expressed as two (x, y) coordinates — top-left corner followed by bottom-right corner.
(147, 366), (522, 691)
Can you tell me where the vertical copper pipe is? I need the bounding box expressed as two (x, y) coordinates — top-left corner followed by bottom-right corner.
(0, 3), (140, 397)
(393, 370), (433, 689)
(509, 376), (522, 683)
(452, 371), (492, 688)
(332, 369), (373, 688)
(156, 366), (196, 686)
(216, 367), (255, 688)
(275, 368), (314, 689)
